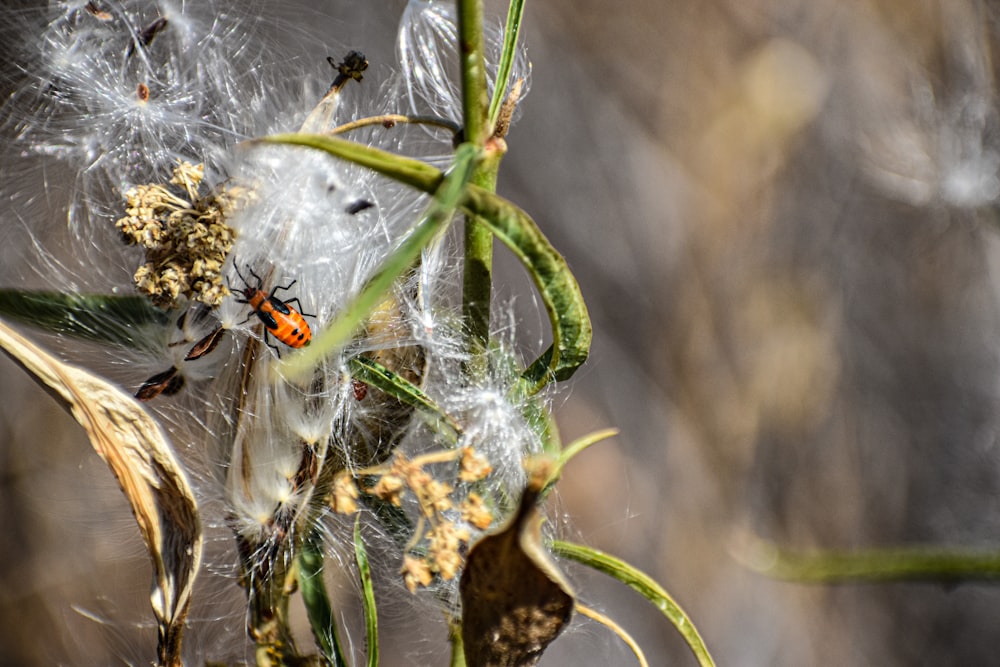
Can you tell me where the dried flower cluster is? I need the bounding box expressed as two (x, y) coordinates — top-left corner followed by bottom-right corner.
(333, 445), (495, 592)
(116, 161), (251, 308)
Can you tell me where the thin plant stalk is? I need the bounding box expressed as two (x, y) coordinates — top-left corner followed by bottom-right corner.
(449, 619), (467, 667)
(457, 0), (495, 371)
(456, 0), (489, 146)
(462, 164), (499, 374)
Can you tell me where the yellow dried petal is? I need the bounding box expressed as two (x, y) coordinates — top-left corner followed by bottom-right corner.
(371, 474), (405, 506)
(459, 447), (492, 482)
(401, 555), (433, 593)
(460, 492), (493, 530)
(330, 472), (360, 514)
(427, 522), (470, 581)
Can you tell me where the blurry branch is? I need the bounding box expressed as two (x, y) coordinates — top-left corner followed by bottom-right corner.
(732, 529), (1000, 583)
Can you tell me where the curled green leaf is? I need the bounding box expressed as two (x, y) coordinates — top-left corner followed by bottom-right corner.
(539, 428), (619, 493)
(461, 185), (591, 388)
(257, 135), (592, 391)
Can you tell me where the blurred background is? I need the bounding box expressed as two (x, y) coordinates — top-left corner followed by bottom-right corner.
(4, 0), (1000, 664)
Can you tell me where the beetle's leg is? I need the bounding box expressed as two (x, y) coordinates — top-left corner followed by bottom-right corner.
(263, 330), (282, 358)
(281, 297), (315, 319)
(269, 279), (298, 298)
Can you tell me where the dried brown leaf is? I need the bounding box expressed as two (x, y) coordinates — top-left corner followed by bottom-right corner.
(460, 487), (574, 667)
(0, 320), (202, 667)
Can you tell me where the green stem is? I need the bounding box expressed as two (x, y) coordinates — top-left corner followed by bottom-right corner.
(462, 218), (492, 356)
(457, 0), (489, 146)
(457, 0), (494, 379)
(331, 114), (461, 138)
(448, 618), (467, 667)
(247, 551), (301, 666)
(462, 165), (499, 369)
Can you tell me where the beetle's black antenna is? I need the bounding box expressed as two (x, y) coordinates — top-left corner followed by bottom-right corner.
(233, 262), (250, 289)
(246, 264), (264, 290)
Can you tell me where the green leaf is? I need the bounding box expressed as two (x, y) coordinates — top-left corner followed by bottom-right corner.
(0, 290), (169, 347)
(256, 134), (442, 192)
(298, 528), (349, 667)
(537, 428), (618, 496)
(355, 517), (379, 667)
(348, 356), (462, 441)
(257, 135), (592, 390)
(488, 0), (527, 128)
(277, 143), (479, 381)
(557, 429), (619, 473)
(552, 540), (716, 667)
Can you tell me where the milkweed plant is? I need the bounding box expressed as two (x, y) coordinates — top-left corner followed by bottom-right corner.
(0, 1), (715, 666)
